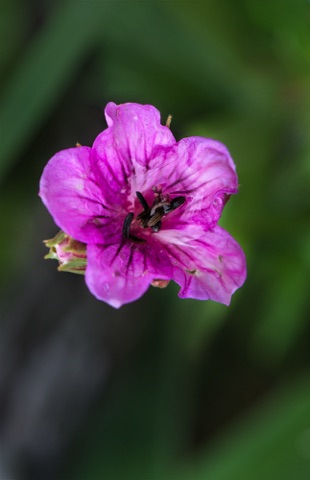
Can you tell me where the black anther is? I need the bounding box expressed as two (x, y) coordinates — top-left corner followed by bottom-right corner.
(166, 196), (186, 213)
(122, 212), (145, 243)
(122, 212), (134, 239)
(136, 191), (149, 211)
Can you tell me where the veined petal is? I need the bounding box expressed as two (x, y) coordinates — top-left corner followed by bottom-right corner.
(91, 102), (176, 202)
(158, 226), (246, 305)
(39, 147), (113, 243)
(85, 240), (173, 308)
(142, 137), (238, 229)
(104, 102), (176, 166)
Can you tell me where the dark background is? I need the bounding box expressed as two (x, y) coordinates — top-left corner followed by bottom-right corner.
(1, 1), (310, 479)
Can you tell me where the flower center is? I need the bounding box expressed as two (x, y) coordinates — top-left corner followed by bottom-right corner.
(122, 189), (185, 243)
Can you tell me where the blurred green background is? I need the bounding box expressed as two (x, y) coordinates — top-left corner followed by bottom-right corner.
(0, 0), (310, 479)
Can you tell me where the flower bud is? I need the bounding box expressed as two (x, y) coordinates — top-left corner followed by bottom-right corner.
(44, 231), (87, 274)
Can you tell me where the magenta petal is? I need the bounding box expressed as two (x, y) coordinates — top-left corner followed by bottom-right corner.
(85, 241), (172, 308)
(160, 226), (246, 305)
(104, 102), (176, 165)
(39, 146), (111, 243)
(91, 103), (176, 200)
(143, 137), (238, 229)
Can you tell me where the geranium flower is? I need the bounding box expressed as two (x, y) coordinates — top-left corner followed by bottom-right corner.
(39, 102), (246, 308)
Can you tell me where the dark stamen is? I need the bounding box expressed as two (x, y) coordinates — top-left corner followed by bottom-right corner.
(150, 201), (170, 216)
(122, 213), (134, 239)
(166, 196), (186, 213)
(136, 191), (149, 211)
(122, 212), (145, 243)
(126, 193), (186, 239)
(136, 191), (151, 228)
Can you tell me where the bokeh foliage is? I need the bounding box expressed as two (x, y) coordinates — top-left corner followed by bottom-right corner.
(0, 0), (310, 479)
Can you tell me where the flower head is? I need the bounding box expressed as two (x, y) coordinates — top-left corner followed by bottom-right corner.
(39, 102), (246, 308)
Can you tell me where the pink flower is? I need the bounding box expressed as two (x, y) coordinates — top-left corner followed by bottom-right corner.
(39, 102), (246, 308)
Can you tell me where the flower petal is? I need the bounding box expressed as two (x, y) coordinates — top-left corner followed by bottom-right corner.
(39, 146), (113, 243)
(85, 240), (173, 308)
(91, 102), (176, 203)
(142, 137), (238, 229)
(158, 225), (246, 305)
(104, 102), (176, 166)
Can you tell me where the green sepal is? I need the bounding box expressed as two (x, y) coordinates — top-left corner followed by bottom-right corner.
(43, 230), (87, 275)
(58, 258), (87, 275)
(44, 230), (66, 248)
